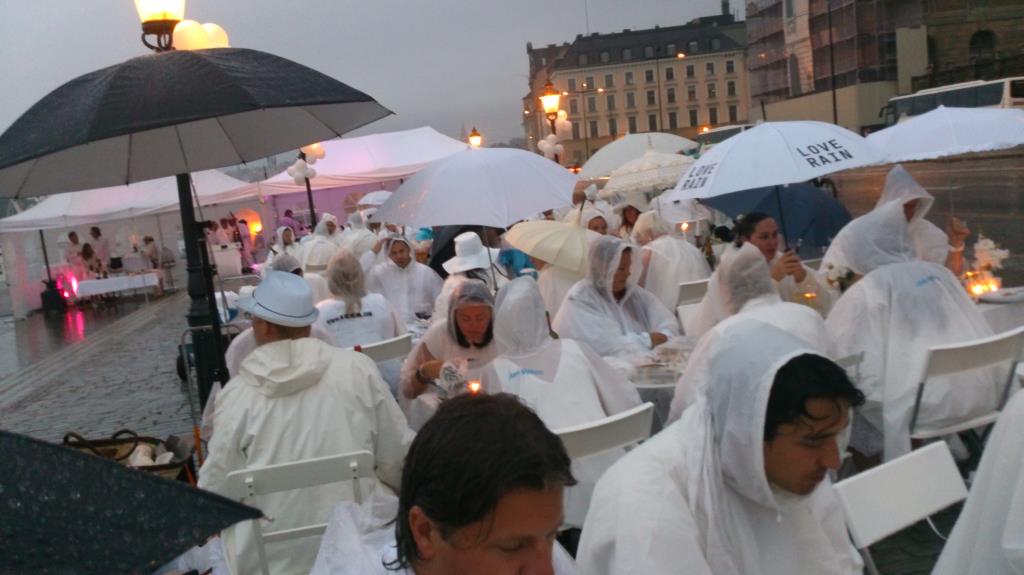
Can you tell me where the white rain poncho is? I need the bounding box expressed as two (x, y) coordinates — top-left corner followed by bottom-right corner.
(199, 338), (411, 575)
(686, 243), (827, 338)
(821, 165), (948, 275)
(932, 389), (1024, 575)
(264, 226), (304, 270)
(825, 201), (1003, 460)
(613, 196), (647, 239)
(537, 264), (584, 318)
(399, 280), (499, 403)
(552, 236), (679, 358)
(267, 253), (331, 304)
(366, 237), (443, 323)
(479, 277), (642, 526)
(577, 322), (862, 575)
(340, 211), (379, 257)
(577, 206), (610, 235)
(309, 490), (579, 575)
(668, 243), (835, 421)
(312, 213), (344, 247)
(302, 230), (341, 274)
(633, 210), (712, 311)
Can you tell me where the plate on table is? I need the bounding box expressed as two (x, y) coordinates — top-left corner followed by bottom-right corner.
(979, 287), (1024, 304)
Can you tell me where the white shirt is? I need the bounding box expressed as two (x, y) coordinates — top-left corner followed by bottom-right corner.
(366, 260), (443, 323)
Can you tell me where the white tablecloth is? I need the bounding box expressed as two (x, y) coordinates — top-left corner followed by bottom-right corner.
(211, 244), (243, 277)
(76, 273), (159, 297)
(978, 298), (1024, 334)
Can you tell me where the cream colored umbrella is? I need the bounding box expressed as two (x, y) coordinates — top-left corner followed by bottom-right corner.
(505, 220), (597, 275)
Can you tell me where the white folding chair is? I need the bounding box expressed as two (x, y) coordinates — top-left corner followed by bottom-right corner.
(223, 450), (375, 575)
(354, 333), (414, 362)
(675, 279), (709, 308)
(553, 402), (655, 460)
(676, 302), (701, 331)
(802, 258), (823, 271)
(908, 326), (1024, 451)
(836, 351), (865, 386)
(833, 442), (967, 575)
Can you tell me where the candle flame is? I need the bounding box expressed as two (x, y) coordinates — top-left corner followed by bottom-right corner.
(679, 222), (690, 232)
(802, 292), (817, 300)
(468, 380), (481, 394)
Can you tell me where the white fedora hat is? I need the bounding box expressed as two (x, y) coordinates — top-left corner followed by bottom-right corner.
(236, 271), (318, 327)
(443, 231), (501, 275)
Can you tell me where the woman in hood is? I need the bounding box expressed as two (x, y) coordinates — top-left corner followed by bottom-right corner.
(552, 236), (678, 358)
(340, 211), (379, 257)
(631, 209), (711, 311)
(263, 226), (303, 271)
(613, 197), (645, 239)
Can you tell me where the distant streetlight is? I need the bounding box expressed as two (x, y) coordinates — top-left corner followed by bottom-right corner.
(468, 127), (483, 148)
(676, 52), (687, 59)
(539, 82), (562, 132)
(134, 0), (185, 51)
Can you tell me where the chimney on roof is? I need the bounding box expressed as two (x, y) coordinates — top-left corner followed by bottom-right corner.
(623, 28), (631, 33)
(576, 34), (583, 39)
(721, 0), (729, 16)
(591, 32), (599, 36)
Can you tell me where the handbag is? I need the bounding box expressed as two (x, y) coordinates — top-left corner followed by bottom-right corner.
(62, 429), (195, 482)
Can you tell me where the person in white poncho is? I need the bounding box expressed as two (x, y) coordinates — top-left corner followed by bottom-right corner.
(631, 209), (711, 311)
(199, 271), (410, 575)
(668, 242), (834, 422)
(479, 277), (642, 528)
(824, 200), (1005, 461)
(932, 388), (1024, 575)
(685, 212), (828, 337)
(552, 235), (678, 358)
(577, 321), (865, 575)
(820, 165), (969, 278)
(302, 215), (345, 274)
(263, 226), (303, 270)
(340, 210), (380, 257)
(433, 232), (510, 321)
(366, 235), (443, 323)
(310, 393), (578, 575)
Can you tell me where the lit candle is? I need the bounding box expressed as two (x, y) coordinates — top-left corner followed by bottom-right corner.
(679, 222), (690, 233)
(468, 380), (482, 394)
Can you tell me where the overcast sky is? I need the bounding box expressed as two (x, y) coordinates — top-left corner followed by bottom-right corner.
(1, 0), (735, 146)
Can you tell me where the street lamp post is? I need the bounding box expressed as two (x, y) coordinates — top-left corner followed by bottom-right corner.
(826, 0), (839, 125)
(468, 127), (483, 148)
(539, 82), (562, 164)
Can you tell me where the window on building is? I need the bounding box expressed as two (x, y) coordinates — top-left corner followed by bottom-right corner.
(587, 96), (597, 113)
(711, 38), (721, 51)
(578, 53), (588, 66)
(626, 91), (636, 108)
(589, 120), (599, 137)
(604, 73), (614, 88)
(622, 48), (632, 61)
(727, 80), (736, 97)
(606, 94), (616, 111)
(625, 71), (634, 85)
(688, 41), (698, 54)
(644, 45), (655, 58)
(668, 112), (678, 129)
(686, 64), (695, 78)
(585, 76), (595, 89)
(706, 62), (715, 76)
(707, 83), (717, 99)
(573, 150), (582, 162)
(567, 78), (577, 91)
(667, 43), (676, 57)
(570, 99), (579, 114)
(667, 87), (676, 103)
(969, 30), (996, 63)
(628, 116), (638, 133)
(608, 118), (618, 136)
(726, 60), (735, 74)
(728, 105), (738, 123)
(709, 107), (718, 125)
(572, 122), (580, 140)
(689, 109), (699, 127)
(600, 51), (610, 64)
(648, 114), (658, 131)
(687, 84), (697, 101)
(645, 69), (655, 83)
(646, 90), (656, 105)
(665, 67), (675, 81)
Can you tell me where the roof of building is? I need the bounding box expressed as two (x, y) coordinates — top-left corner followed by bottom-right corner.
(552, 18), (746, 72)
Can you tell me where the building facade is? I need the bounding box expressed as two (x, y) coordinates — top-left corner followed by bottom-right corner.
(524, 14), (750, 166)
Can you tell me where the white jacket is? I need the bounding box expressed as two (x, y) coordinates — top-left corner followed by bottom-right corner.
(198, 338), (411, 575)
(366, 259), (443, 323)
(577, 322), (862, 575)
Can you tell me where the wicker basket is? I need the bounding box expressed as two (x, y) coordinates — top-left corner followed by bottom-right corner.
(62, 429), (193, 482)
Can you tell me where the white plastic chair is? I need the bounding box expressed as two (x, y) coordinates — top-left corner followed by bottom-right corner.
(833, 442), (967, 575)
(223, 450), (375, 575)
(553, 402), (654, 460)
(909, 326), (1024, 443)
(676, 302), (701, 332)
(675, 279), (709, 308)
(353, 333), (414, 362)
(836, 351), (865, 386)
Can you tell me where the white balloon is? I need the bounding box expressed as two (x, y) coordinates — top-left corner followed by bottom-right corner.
(172, 20), (207, 51)
(202, 23), (230, 48)
(557, 110), (569, 121)
(554, 144), (565, 155)
(537, 140), (551, 152)
(544, 133), (559, 145)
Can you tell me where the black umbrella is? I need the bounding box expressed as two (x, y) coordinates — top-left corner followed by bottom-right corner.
(0, 430), (261, 574)
(0, 47), (392, 407)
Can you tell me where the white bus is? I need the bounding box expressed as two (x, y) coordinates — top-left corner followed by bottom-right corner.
(695, 124), (755, 152)
(882, 76), (1024, 126)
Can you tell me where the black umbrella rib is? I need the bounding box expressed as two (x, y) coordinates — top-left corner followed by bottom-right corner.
(303, 103), (395, 141)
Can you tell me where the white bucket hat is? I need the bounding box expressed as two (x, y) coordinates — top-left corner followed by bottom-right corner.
(236, 271), (318, 327)
(443, 231), (501, 275)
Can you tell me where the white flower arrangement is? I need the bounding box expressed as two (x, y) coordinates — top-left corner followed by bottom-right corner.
(973, 234), (1009, 271)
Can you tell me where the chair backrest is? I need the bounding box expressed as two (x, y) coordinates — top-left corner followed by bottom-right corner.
(554, 402), (654, 459)
(223, 450), (375, 575)
(836, 351), (865, 385)
(677, 302), (701, 331)
(803, 258), (823, 271)
(833, 442), (966, 549)
(354, 333), (414, 362)
(676, 279), (709, 307)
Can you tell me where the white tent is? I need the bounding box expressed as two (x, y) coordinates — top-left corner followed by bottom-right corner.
(262, 126), (468, 191)
(0, 170), (256, 232)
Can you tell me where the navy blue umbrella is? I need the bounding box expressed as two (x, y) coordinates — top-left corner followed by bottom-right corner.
(700, 182), (851, 258)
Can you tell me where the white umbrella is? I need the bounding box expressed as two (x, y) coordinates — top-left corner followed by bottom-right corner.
(356, 190), (392, 207)
(867, 106), (1024, 163)
(580, 133), (697, 179)
(663, 121), (883, 202)
(370, 148), (577, 228)
(599, 150), (695, 200)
